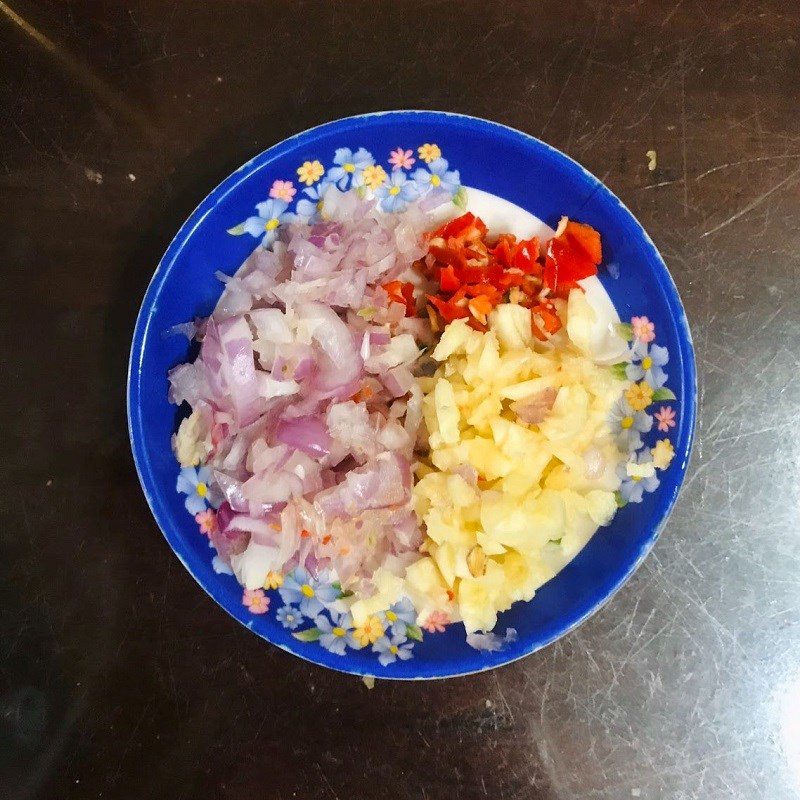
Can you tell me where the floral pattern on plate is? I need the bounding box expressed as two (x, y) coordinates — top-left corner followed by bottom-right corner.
(609, 317), (678, 508)
(227, 144), (466, 247)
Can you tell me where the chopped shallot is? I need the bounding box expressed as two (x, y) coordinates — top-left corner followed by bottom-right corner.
(169, 193), (433, 593)
(466, 628), (519, 652)
(511, 387), (558, 424)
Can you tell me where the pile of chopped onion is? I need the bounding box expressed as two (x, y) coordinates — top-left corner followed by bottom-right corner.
(168, 189), (435, 592)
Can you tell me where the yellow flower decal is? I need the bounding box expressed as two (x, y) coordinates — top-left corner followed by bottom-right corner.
(297, 160), (324, 186)
(361, 164), (387, 190)
(353, 615), (384, 647)
(418, 143), (441, 163)
(264, 571), (284, 590)
(625, 381), (654, 412)
(651, 439), (675, 470)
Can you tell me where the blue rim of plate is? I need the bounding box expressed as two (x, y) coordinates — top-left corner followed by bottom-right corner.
(127, 111), (697, 679)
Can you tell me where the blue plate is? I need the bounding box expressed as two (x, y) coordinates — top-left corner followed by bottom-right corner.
(127, 111), (696, 679)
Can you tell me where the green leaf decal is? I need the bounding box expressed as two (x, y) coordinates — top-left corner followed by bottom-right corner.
(610, 362), (629, 380)
(651, 387), (676, 402)
(406, 624), (424, 642)
(292, 627), (322, 642)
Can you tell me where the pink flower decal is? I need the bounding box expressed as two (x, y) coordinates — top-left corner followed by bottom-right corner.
(243, 588), (270, 614)
(654, 405), (677, 432)
(631, 315), (655, 343)
(422, 610), (449, 633)
(269, 179), (297, 202)
(388, 148), (415, 171)
(194, 509), (218, 535)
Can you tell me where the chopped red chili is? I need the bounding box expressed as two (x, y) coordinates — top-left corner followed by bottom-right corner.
(382, 280), (417, 316)
(420, 213), (601, 333)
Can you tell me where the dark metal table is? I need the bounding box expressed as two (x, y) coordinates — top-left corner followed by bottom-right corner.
(2, 1), (798, 798)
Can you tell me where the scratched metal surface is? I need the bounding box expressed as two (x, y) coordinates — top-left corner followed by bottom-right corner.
(1, 1), (799, 798)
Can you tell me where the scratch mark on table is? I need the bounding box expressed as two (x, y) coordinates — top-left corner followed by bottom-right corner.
(110, 697), (154, 783)
(661, 0), (685, 26)
(317, 764), (342, 800)
(0, 0), (157, 137)
(680, 47), (689, 217)
(700, 166), (800, 237)
(695, 153), (800, 181)
(493, 672), (515, 724)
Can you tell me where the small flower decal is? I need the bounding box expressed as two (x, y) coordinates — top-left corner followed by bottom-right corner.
(279, 566), (339, 618)
(627, 341), (669, 387)
(383, 598), (417, 637)
(422, 610), (449, 633)
(269, 179), (296, 202)
(373, 633), (414, 666)
(358, 164), (388, 191)
(243, 588), (270, 614)
(295, 181), (330, 223)
(326, 147), (374, 190)
(353, 615), (385, 647)
(276, 604), (302, 630)
(389, 147), (415, 170)
(316, 612), (359, 655)
(195, 509), (217, 535)
(625, 381), (654, 412)
(375, 170), (419, 213)
(412, 157), (461, 197)
(617, 452), (660, 504)
(418, 143), (441, 163)
(297, 159), (324, 186)
(651, 438), (675, 470)
(631, 315), (656, 343)
(177, 466), (218, 515)
(654, 405), (676, 432)
(610, 397), (653, 452)
(229, 199), (293, 248)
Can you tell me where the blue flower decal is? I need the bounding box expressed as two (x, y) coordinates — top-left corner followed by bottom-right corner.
(230, 199), (293, 248)
(626, 341), (669, 387)
(375, 170), (419, 212)
(372, 633), (414, 666)
(617, 452), (660, 504)
(295, 180), (331, 223)
(276, 604), (302, 630)
(382, 598), (416, 637)
(326, 147), (374, 191)
(278, 566), (339, 618)
(411, 157), (460, 197)
(176, 466), (217, 515)
(610, 396), (653, 452)
(316, 611), (359, 655)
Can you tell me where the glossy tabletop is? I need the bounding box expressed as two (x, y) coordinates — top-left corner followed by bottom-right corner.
(1, 1), (798, 798)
